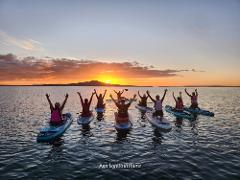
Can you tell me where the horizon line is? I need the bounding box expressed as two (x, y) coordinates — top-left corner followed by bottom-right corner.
(0, 84), (239, 88)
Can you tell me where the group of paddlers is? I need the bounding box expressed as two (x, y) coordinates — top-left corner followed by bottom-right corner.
(46, 88), (198, 125)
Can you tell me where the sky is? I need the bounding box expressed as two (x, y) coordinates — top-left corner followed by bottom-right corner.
(0, 0), (240, 86)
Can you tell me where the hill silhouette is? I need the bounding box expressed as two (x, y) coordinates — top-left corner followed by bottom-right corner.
(33, 80), (152, 87)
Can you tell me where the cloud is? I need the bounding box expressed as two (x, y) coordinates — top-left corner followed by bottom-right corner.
(191, 68), (205, 72)
(0, 30), (44, 51)
(0, 54), (204, 83)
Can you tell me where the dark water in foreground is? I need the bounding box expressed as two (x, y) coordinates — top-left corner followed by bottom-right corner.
(0, 87), (239, 179)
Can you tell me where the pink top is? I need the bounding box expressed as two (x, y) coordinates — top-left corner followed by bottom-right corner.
(191, 95), (198, 105)
(50, 110), (62, 124)
(176, 100), (184, 110)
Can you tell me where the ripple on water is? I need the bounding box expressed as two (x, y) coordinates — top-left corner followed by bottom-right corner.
(0, 87), (240, 179)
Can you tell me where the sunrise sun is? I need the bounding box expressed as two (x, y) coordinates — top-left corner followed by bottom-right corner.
(104, 79), (111, 84)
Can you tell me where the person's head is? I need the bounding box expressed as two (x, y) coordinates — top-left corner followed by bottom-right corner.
(84, 98), (88, 104)
(55, 102), (60, 109)
(143, 94), (147, 98)
(120, 99), (125, 105)
(177, 97), (182, 102)
(99, 94), (103, 98)
(156, 95), (160, 100)
(192, 92), (196, 96)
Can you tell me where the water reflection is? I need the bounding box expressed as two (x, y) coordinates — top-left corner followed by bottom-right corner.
(175, 117), (183, 127)
(48, 138), (64, 159)
(116, 130), (131, 141)
(152, 128), (163, 144)
(190, 119), (198, 135)
(140, 112), (146, 119)
(96, 112), (104, 121)
(0, 87), (239, 179)
(81, 125), (93, 137)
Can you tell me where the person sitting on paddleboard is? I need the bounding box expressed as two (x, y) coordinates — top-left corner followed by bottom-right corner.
(113, 89), (127, 101)
(94, 89), (107, 108)
(110, 94), (136, 118)
(77, 92), (95, 117)
(46, 93), (68, 125)
(146, 89), (167, 117)
(173, 92), (184, 112)
(138, 91), (148, 107)
(185, 88), (198, 109)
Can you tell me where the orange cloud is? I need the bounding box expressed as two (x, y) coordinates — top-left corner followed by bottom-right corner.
(0, 53), (204, 85)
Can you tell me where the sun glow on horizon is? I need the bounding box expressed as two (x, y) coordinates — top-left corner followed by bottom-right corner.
(97, 75), (124, 85)
(104, 79), (111, 84)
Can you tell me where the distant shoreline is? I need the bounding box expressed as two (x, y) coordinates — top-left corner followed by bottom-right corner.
(0, 80), (239, 87)
(0, 85), (239, 88)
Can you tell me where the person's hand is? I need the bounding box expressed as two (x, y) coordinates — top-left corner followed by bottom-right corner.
(133, 94), (137, 99)
(77, 92), (81, 96)
(109, 94), (113, 98)
(105, 90), (107, 92)
(65, 93), (69, 98)
(172, 92), (174, 96)
(94, 89), (96, 92)
(164, 89), (168, 92)
(46, 93), (50, 98)
(179, 91), (182, 94)
(195, 89), (197, 92)
(146, 90), (149, 94)
(185, 88), (187, 91)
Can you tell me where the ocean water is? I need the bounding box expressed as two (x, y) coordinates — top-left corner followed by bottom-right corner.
(0, 86), (239, 179)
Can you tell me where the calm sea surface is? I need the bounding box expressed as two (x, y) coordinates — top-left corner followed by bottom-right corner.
(0, 86), (239, 179)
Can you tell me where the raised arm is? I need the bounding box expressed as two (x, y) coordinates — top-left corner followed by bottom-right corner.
(172, 92), (177, 102)
(103, 90), (107, 99)
(146, 90), (155, 103)
(195, 89), (198, 96)
(113, 90), (118, 95)
(185, 88), (191, 97)
(129, 94), (137, 104)
(161, 89), (168, 102)
(60, 93), (68, 111)
(88, 92), (95, 105)
(46, 94), (54, 110)
(138, 91), (143, 98)
(110, 94), (117, 105)
(77, 92), (84, 106)
(94, 89), (99, 98)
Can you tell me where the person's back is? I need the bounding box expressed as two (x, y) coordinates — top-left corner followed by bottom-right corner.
(191, 95), (198, 106)
(147, 89), (167, 118)
(97, 96), (104, 108)
(185, 89), (198, 109)
(153, 99), (163, 117)
(117, 92), (122, 101)
(50, 108), (62, 125)
(117, 103), (129, 118)
(155, 99), (162, 111)
(95, 90), (107, 108)
(78, 92), (95, 117)
(110, 93), (136, 122)
(46, 94), (68, 125)
(140, 96), (148, 107)
(175, 99), (184, 111)
(82, 102), (91, 117)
